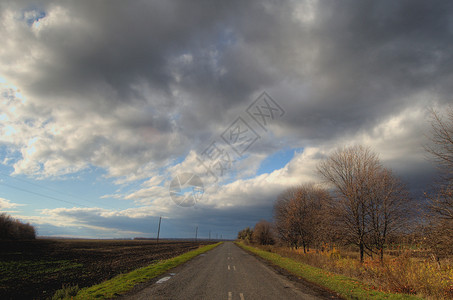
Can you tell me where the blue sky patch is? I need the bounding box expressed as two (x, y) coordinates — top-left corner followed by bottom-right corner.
(257, 148), (299, 175)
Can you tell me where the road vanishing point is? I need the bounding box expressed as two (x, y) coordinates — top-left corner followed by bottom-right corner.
(124, 242), (340, 300)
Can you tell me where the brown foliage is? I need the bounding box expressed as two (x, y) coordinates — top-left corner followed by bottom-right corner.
(252, 220), (275, 245)
(237, 227), (253, 242)
(274, 184), (332, 252)
(424, 219), (453, 258)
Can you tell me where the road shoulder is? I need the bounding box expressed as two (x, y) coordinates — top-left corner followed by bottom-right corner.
(234, 242), (343, 300)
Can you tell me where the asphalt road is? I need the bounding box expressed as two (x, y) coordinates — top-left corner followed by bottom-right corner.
(125, 242), (339, 300)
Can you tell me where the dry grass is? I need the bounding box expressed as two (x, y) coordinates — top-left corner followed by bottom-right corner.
(255, 245), (453, 299)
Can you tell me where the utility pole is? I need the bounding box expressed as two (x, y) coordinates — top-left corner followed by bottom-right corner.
(195, 226), (198, 242)
(156, 216), (162, 243)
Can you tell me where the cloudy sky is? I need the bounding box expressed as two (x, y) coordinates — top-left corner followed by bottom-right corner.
(0, 0), (452, 239)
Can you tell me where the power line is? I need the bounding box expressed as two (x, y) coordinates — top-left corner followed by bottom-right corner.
(0, 171), (101, 205)
(0, 171), (119, 209)
(0, 181), (90, 208)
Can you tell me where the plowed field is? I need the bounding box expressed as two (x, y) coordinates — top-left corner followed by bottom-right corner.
(0, 239), (213, 299)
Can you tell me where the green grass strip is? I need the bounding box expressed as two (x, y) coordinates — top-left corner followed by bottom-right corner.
(75, 242), (222, 299)
(235, 242), (420, 300)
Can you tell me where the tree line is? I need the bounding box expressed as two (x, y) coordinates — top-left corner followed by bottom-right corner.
(238, 107), (453, 263)
(0, 213), (36, 240)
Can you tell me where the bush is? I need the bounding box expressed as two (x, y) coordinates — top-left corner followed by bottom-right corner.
(376, 253), (453, 298)
(51, 284), (80, 300)
(237, 227), (253, 242)
(0, 213), (36, 240)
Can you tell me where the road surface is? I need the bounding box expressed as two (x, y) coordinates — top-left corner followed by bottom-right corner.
(124, 242), (339, 300)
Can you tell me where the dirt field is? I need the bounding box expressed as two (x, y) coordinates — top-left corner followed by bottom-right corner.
(0, 239), (214, 299)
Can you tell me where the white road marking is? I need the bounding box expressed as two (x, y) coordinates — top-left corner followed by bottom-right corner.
(228, 265), (230, 270)
(228, 291), (232, 300)
(156, 276), (171, 284)
(233, 265), (236, 271)
(240, 293), (245, 300)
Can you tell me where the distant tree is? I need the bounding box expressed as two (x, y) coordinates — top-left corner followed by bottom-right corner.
(237, 227), (253, 242)
(274, 187), (300, 248)
(252, 220), (275, 245)
(0, 213), (36, 240)
(274, 184), (332, 253)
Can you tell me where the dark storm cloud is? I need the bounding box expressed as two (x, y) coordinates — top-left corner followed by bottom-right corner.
(276, 0), (453, 142)
(2, 0), (273, 109)
(6, 0), (450, 146)
(1, 0), (294, 161)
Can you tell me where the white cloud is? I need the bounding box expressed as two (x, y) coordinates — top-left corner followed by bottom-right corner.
(0, 197), (24, 212)
(117, 102), (438, 220)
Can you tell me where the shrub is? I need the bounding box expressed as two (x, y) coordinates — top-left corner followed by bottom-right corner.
(237, 227), (253, 242)
(52, 284), (80, 300)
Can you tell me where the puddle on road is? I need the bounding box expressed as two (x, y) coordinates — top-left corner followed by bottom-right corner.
(156, 276), (171, 284)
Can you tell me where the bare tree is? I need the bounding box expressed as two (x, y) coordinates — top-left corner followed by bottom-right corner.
(317, 145), (382, 262)
(425, 106), (453, 179)
(318, 146), (412, 262)
(424, 106), (453, 258)
(252, 220), (275, 245)
(366, 169), (411, 261)
(425, 106), (453, 220)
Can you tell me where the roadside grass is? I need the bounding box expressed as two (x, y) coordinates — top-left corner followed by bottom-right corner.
(57, 242), (222, 299)
(236, 242), (420, 300)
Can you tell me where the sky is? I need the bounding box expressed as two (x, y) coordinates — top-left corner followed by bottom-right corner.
(0, 0), (452, 239)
